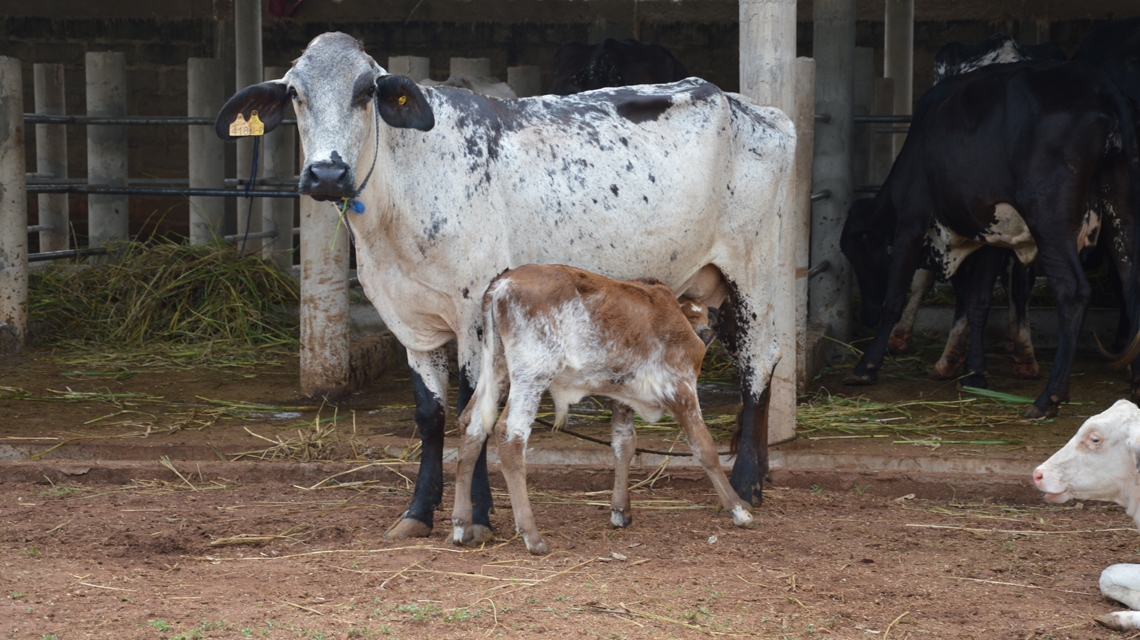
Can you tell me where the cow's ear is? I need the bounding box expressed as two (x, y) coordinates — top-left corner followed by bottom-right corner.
(215, 81), (291, 141)
(376, 75), (434, 132)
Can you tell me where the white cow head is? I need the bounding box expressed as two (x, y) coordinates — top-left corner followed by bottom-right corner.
(1033, 399), (1140, 526)
(214, 32), (434, 201)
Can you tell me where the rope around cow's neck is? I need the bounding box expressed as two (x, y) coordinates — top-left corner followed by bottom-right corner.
(333, 93), (382, 251)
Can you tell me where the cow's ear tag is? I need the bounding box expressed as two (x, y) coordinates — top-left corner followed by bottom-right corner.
(229, 113), (251, 137)
(248, 110), (265, 136)
(398, 94), (407, 106)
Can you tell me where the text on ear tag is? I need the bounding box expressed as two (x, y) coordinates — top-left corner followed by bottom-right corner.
(248, 110), (265, 136)
(398, 94), (407, 106)
(229, 113), (251, 137)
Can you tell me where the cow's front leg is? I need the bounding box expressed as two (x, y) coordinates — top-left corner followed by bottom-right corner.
(609, 401), (636, 528)
(1024, 236), (1089, 419)
(384, 348), (449, 539)
(889, 269), (935, 354)
(1098, 564), (1140, 631)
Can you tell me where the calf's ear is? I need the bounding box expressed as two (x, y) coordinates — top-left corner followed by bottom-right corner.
(215, 81), (291, 141)
(376, 75), (435, 132)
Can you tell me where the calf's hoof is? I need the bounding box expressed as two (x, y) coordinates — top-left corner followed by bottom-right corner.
(1096, 612), (1140, 632)
(524, 537), (549, 556)
(730, 505), (755, 528)
(887, 335), (909, 355)
(383, 516), (432, 539)
(610, 508), (632, 528)
(448, 523), (493, 546)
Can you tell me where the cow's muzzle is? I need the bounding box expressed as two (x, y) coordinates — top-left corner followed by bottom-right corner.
(300, 156), (355, 202)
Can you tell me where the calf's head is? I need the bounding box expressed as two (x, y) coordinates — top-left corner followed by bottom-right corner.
(1033, 400), (1140, 526)
(214, 32), (434, 201)
(679, 298), (716, 347)
(840, 197), (893, 328)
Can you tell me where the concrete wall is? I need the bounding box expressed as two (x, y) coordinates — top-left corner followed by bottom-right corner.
(0, 1), (1131, 248)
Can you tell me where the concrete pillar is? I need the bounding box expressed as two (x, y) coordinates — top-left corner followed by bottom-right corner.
(33, 63), (68, 253)
(884, 0), (913, 157)
(388, 56), (430, 82)
(507, 66), (541, 98)
(810, 0), (855, 342)
(450, 57), (490, 78)
(187, 58), (226, 245)
(871, 77), (895, 185)
(852, 47), (874, 189)
(85, 51), (128, 248)
(235, 0), (263, 252)
(0, 57), (27, 355)
(262, 66), (295, 269)
(298, 144), (350, 398)
(793, 58), (816, 392)
(739, 0), (796, 444)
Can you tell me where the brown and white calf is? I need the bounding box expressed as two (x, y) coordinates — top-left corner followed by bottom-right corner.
(450, 264), (753, 555)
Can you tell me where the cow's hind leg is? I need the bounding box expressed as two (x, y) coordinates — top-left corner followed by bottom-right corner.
(457, 363), (493, 543)
(1099, 564), (1140, 631)
(497, 385), (548, 555)
(385, 348), (449, 539)
(609, 401), (636, 528)
(958, 247), (1004, 390)
(670, 385), (753, 528)
(928, 297), (969, 380)
(1007, 258), (1040, 379)
(714, 291), (773, 506)
(890, 269), (935, 354)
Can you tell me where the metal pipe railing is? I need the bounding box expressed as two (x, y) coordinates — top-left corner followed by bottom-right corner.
(27, 184), (299, 198)
(24, 114), (298, 126)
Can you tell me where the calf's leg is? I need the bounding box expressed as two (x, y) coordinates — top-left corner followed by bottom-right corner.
(497, 386), (548, 555)
(609, 402), (636, 528)
(450, 400), (494, 546)
(1098, 564), (1140, 631)
(671, 385), (753, 528)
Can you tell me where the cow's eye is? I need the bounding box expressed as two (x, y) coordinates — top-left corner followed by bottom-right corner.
(1089, 434), (1102, 444)
(287, 86), (299, 101)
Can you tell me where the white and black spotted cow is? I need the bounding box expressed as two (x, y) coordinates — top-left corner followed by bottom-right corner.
(840, 59), (1140, 419)
(878, 33), (1067, 380)
(215, 32), (795, 539)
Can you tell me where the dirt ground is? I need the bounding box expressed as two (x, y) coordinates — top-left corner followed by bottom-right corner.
(3, 338), (1140, 639)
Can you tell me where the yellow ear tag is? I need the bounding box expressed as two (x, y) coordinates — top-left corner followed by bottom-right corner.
(229, 113), (251, 137)
(248, 110), (265, 136)
(398, 94), (407, 106)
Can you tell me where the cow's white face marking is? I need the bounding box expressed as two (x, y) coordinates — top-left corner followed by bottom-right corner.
(286, 33), (382, 184)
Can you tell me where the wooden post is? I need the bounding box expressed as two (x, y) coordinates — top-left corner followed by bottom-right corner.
(388, 56), (430, 82)
(793, 58), (816, 393)
(811, 0), (855, 343)
(298, 144), (350, 399)
(33, 63), (68, 253)
(187, 58), (225, 244)
(739, 0), (796, 445)
(262, 66), (295, 269)
(85, 51), (128, 248)
(884, 0), (913, 157)
(235, 0), (263, 252)
(0, 57), (26, 355)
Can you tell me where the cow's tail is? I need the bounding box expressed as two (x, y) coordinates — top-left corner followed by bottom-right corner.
(1104, 81), (1140, 368)
(474, 290), (505, 437)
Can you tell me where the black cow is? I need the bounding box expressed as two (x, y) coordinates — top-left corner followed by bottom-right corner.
(841, 60), (1140, 419)
(1074, 17), (1140, 108)
(549, 38), (689, 95)
(886, 33), (1068, 380)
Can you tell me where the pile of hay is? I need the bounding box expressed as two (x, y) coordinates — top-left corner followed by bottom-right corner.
(29, 241), (300, 357)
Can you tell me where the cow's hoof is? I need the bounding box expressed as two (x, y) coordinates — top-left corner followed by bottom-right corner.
(447, 524), (493, 546)
(525, 538), (549, 556)
(1011, 363), (1041, 380)
(927, 361), (960, 380)
(610, 508), (632, 528)
(1022, 404), (1057, 420)
(844, 373), (876, 386)
(383, 517), (432, 539)
(959, 377), (987, 390)
(1096, 613), (1127, 632)
(887, 335), (909, 355)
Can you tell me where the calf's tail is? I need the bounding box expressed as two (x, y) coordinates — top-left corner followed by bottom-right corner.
(474, 294), (504, 437)
(1103, 83), (1140, 368)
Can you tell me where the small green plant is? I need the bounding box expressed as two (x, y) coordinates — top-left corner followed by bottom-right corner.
(240, 629), (253, 638)
(21, 547), (42, 558)
(1003, 540), (1017, 552)
(810, 485), (824, 494)
(9, 591), (27, 599)
(554, 595), (570, 602)
(41, 635), (60, 640)
(854, 483), (868, 496)
(148, 619), (171, 632)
